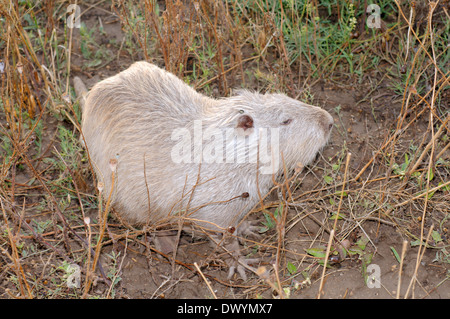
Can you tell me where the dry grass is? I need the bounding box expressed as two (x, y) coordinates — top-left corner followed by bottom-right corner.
(0, 0), (449, 299)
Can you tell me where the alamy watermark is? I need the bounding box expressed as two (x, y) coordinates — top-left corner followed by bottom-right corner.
(67, 4), (81, 29)
(170, 120), (280, 175)
(66, 3), (383, 30)
(66, 263), (81, 288)
(366, 264), (381, 288)
(367, 4), (381, 29)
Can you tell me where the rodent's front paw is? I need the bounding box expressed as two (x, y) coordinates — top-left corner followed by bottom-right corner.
(236, 220), (262, 239)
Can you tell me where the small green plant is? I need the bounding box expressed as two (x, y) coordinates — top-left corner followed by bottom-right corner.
(32, 219), (52, 234)
(306, 235), (373, 281)
(323, 146), (347, 186)
(286, 261), (297, 275)
(305, 246), (333, 267)
(323, 175), (333, 185)
(391, 153), (411, 177)
(259, 204), (282, 233)
(105, 251), (123, 298)
(79, 22), (113, 69)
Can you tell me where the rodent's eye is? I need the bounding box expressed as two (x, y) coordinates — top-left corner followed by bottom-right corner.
(281, 119), (293, 125)
(238, 109), (245, 114)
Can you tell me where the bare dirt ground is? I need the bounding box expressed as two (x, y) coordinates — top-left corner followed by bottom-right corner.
(1, 1), (449, 299)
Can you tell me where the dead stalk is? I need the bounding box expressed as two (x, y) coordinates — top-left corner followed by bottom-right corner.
(396, 240), (408, 299)
(194, 262), (217, 299)
(404, 224), (434, 299)
(83, 217), (92, 298)
(83, 167), (115, 297)
(317, 229), (335, 299)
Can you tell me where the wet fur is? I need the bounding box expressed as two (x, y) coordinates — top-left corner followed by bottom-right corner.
(80, 61), (333, 233)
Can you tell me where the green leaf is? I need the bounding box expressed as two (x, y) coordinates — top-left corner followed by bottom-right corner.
(438, 181), (450, 192)
(390, 246), (401, 263)
(427, 190), (436, 200)
(348, 247), (363, 256)
(410, 240), (424, 247)
(427, 168), (434, 181)
(287, 262), (297, 275)
(274, 205), (281, 219)
(260, 211), (275, 232)
(329, 212), (346, 220)
(306, 247), (326, 258)
(411, 171), (421, 178)
(399, 153), (410, 173)
(86, 59), (102, 68)
(335, 191), (348, 197)
(356, 235), (369, 250)
(431, 230), (442, 243)
(323, 175), (333, 184)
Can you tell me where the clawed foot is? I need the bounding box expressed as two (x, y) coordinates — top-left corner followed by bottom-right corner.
(227, 255), (259, 281)
(236, 220), (262, 239)
(218, 234), (259, 281)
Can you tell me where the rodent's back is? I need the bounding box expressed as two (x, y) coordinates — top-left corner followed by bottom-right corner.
(84, 62), (209, 121)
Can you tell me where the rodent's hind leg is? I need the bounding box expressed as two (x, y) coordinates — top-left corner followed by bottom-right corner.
(211, 233), (259, 281)
(227, 254), (259, 281)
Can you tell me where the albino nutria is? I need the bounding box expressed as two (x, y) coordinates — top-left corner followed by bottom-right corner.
(76, 61), (333, 279)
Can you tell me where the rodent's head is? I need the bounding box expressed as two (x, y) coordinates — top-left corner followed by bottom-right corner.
(224, 90), (334, 171)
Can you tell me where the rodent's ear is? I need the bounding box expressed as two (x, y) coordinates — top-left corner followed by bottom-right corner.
(235, 114), (254, 136)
